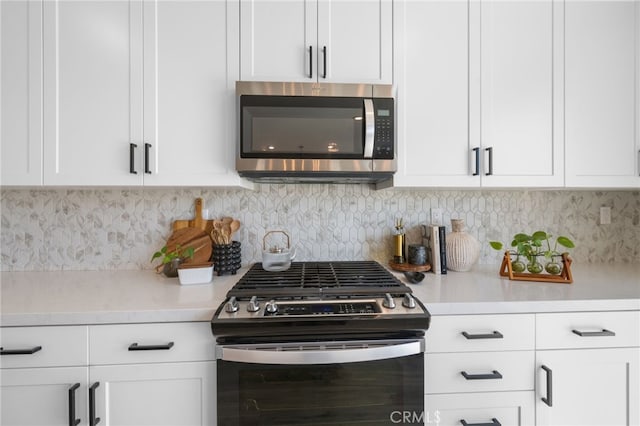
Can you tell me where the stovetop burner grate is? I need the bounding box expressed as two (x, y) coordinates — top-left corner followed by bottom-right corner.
(227, 261), (411, 300)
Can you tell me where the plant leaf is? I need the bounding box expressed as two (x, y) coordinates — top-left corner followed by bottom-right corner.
(531, 231), (547, 241)
(489, 241), (503, 250)
(513, 233), (531, 244)
(557, 236), (575, 248)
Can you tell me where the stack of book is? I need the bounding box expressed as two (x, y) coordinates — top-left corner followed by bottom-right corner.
(424, 224), (447, 274)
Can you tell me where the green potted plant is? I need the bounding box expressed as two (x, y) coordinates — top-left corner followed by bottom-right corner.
(490, 231), (575, 275)
(151, 245), (195, 277)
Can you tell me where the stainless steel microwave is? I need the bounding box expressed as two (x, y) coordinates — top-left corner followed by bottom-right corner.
(236, 81), (395, 184)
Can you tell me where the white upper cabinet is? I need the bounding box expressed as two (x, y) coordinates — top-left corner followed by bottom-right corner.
(564, 0), (639, 188)
(6, 0), (241, 187)
(142, 0), (240, 186)
(1, 1), (43, 186)
(240, 0), (392, 84)
(477, 1), (563, 187)
(43, 0), (142, 186)
(395, 0), (564, 188)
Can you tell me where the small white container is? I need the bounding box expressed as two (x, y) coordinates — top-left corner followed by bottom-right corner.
(177, 263), (214, 285)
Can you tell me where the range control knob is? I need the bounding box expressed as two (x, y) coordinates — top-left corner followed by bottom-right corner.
(225, 296), (239, 313)
(402, 293), (416, 309)
(265, 300), (278, 314)
(247, 296), (260, 313)
(382, 293), (396, 309)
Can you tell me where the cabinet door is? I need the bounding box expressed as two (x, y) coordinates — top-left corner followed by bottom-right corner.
(142, 0), (241, 186)
(477, 0), (563, 187)
(425, 391), (534, 426)
(564, 1), (639, 188)
(393, 0), (476, 187)
(536, 348), (640, 426)
(43, 0), (143, 185)
(90, 362), (216, 426)
(240, 0), (317, 82)
(1, 0), (43, 186)
(1, 367), (88, 426)
(317, 0), (392, 84)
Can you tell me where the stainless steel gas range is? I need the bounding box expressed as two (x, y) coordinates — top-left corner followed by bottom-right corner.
(211, 261), (430, 425)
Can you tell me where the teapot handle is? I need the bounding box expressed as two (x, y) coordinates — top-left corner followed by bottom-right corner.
(263, 230), (291, 250)
(289, 247), (296, 260)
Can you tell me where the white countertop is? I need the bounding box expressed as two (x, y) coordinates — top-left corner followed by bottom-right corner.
(1, 263), (639, 327)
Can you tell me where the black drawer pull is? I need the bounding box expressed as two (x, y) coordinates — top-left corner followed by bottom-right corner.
(89, 382), (100, 426)
(472, 147), (480, 176)
(461, 370), (503, 380)
(461, 419), (501, 426)
(0, 345), (42, 355)
(144, 143), (152, 174)
(128, 342), (174, 351)
(541, 364), (553, 407)
(68, 383), (81, 426)
(572, 329), (615, 337)
(462, 331), (504, 340)
(129, 143), (138, 174)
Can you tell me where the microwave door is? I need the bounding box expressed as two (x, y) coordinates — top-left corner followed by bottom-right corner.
(363, 99), (375, 159)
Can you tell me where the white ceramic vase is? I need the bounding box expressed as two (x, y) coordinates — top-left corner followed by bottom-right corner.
(445, 219), (480, 272)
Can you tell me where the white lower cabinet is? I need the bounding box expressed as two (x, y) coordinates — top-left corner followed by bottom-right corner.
(90, 362), (215, 426)
(1, 322), (216, 426)
(535, 311), (640, 426)
(425, 314), (536, 426)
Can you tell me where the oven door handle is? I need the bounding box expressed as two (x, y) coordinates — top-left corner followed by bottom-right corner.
(363, 99), (375, 159)
(217, 339), (424, 365)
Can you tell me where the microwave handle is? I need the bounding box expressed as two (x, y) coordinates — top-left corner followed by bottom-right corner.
(363, 99), (375, 158)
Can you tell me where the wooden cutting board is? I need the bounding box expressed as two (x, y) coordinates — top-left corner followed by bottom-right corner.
(172, 198), (214, 234)
(165, 227), (213, 265)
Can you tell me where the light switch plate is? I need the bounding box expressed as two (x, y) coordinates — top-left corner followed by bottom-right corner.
(430, 208), (443, 225)
(600, 206), (611, 225)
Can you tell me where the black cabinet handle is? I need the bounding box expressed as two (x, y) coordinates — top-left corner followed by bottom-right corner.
(0, 345), (42, 355)
(541, 365), (553, 407)
(129, 143), (138, 174)
(89, 382), (101, 426)
(128, 342), (174, 351)
(462, 331), (504, 340)
(144, 143), (152, 174)
(68, 383), (81, 426)
(572, 329), (615, 337)
(460, 419), (501, 426)
(485, 147), (493, 175)
(461, 370), (503, 380)
(322, 46), (327, 79)
(309, 45), (313, 79)
(472, 147), (480, 176)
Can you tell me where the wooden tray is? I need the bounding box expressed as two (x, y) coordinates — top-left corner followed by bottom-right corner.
(389, 261), (431, 273)
(499, 251), (573, 284)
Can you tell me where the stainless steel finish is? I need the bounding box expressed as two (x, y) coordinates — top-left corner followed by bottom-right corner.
(236, 81), (392, 98)
(403, 294), (416, 309)
(217, 338), (425, 365)
(217, 298), (426, 320)
(236, 158), (375, 174)
(225, 296), (239, 313)
(382, 293), (396, 309)
(363, 99), (375, 158)
(247, 296), (260, 313)
(265, 300), (278, 314)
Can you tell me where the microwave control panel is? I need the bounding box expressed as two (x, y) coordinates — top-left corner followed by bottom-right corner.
(373, 98), (394, 159)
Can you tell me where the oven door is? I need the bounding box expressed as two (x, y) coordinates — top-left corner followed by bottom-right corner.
(216, 338), (425, 425)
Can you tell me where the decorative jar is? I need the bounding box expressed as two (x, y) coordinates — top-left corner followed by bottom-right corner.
(445, 219), (480, 272)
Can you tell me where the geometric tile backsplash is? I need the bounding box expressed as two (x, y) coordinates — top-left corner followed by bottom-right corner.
(1, 187), (638, 271)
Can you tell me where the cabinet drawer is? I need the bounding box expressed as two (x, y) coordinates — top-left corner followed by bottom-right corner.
(89, 322), (215, 365)
(0, 326), (88, 368)
(425, 314), (535, 353)
(425, 391), (535, 426)
(536, 311), (640, 349)
(425, 351), (535, 394)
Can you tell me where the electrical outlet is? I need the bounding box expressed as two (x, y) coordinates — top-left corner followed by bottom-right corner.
(430, 208), (443, 225)
(600, 206), (611, 225)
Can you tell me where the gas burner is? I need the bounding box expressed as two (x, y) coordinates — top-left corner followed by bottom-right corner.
(212, 261), (430, 342)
